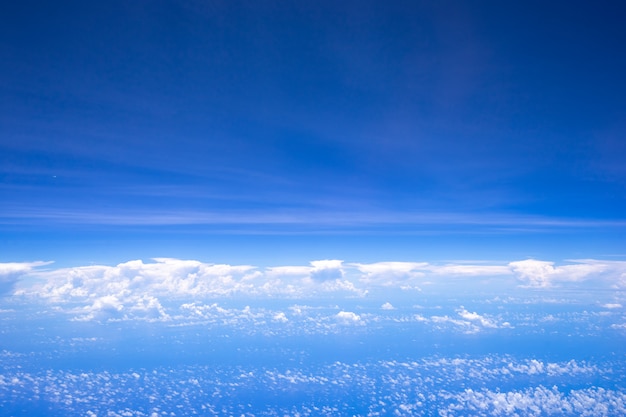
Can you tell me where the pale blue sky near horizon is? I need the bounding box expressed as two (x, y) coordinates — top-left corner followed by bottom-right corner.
(2, 0), (626, 267)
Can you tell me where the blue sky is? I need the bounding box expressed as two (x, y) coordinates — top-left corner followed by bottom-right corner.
(2, 5), (626, 413)
(1, 0), (626, 266)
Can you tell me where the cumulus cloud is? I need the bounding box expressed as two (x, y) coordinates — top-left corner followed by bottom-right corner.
(8, 257), (626, 321)
(309, 260), (344, 282)
(273, 312), (288, 323)
(457, 308), (500, 329)
(17, 259), (261, 321)
(78, 295), (125, 322)
(335, 311), (361, 324)
(25, 258), (259, 301)
(381, 302), (395, 310)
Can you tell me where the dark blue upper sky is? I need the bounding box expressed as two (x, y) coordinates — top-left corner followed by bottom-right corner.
(1, 0), (625, 263)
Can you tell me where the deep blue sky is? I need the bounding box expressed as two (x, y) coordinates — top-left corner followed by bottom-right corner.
(1, 0), (625, 265)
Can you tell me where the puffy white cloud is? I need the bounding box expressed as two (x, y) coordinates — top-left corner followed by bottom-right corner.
(23, 258), (258, 301)
(129, 295), (170, 321)
(414, 308), (511, 333)
(509, 259), (558, 287)
(335, 311), (361, 324)
(74, 294), (170, 322)
(309, 260), (344, 282)
(381, 302), (395, 310)
(78, 295), (125, 322)
(457, 308), (499, 329)
(273, 312), (288, 323)
(8, 257), (626, 321)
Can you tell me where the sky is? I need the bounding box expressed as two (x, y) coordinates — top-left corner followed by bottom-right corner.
(2, 4), (626, 415)
(1, 0), (626, 268)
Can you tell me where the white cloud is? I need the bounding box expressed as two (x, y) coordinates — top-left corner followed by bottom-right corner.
(78, 295), (124, 322)
(429, 264), (511, 276)
(457, 308), (499, 329)
(267, 260), (345, 283)
(509, 259), (558, 287)
(335, 311), (361, 324)
(273, 312), (288, 323)
(309, 259), (344, 282)
(381, 302), (395, 310)
(129, 295), (170, 321)
(353, 262), (427, 285)
(0, 261), (51, 295)
(265, 265), (312, 277)
(23, 259), (259, 301)
(8, 257), (626, 321)
(509, 259), (626, 288)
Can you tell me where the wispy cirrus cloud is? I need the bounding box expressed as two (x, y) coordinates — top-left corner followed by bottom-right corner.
(2, 205), (626, 232)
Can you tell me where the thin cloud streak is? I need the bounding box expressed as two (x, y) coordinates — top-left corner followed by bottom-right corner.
(1, 206), (625, 230)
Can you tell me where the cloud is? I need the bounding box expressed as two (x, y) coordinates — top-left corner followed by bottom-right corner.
(414, 308), (511, 333)
(25, 258), (259, 301)
(0, 354), (619, 416)
(381, 302), (395, 310)
(443, 386), (625, 416)
(429, 264), (511, 276)
(457, 308), (500, 329)
(353, 261), (513, 286)
(8, 257), (626, 321)
(78, 295), (125, 322)
(309, 260), (344, 282)
(353, 262), (427, 286)
(267, 260), (345, 282)
(273, 312), (288, 323)
(335, 311), (362, 324)
(509, 259), (626, 288)
(0, 261), (51, 295)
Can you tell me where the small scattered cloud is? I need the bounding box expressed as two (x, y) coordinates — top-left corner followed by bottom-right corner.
(335, 311), (362, 324)
(273, 312), (288, 323)
(457, 308), (500, 329)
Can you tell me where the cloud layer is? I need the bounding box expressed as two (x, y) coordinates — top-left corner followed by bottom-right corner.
(4, 257), (626, 321)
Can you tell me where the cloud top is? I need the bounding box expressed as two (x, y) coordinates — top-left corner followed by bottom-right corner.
(7, 257), (626, 321)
